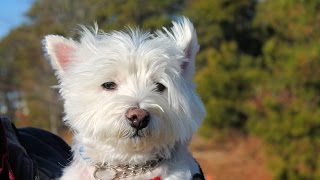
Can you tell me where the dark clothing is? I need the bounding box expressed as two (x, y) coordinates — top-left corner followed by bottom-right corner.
(0, 117), (72, 180)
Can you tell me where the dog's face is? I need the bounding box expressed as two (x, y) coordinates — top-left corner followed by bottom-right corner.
(43, 18), (205, 156)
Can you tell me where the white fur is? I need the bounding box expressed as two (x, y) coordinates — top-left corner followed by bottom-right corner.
(43, 17), (205, 179)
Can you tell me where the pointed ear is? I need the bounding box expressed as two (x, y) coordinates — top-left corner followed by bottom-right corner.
(42, 35), (78, 74)
(166, 17), (200, 80)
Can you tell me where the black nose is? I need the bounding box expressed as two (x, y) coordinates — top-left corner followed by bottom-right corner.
(126, 107), (150, 130)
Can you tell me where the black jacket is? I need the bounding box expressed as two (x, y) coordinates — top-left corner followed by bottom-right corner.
(0, 117), (72, 180)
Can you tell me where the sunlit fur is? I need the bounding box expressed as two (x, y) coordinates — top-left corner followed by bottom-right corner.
(43, 17), (205, 179)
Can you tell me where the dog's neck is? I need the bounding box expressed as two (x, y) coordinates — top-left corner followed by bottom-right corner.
(73, 137), (184, 179)
(92, 156), (164, 179)
(74, 136), (182, 166)
(68, 136), (202, 180)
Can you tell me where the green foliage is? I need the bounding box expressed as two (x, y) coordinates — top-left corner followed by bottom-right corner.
(246, 1), (320, 178)
(186, 0), (320, 179)
(1, 0), (320, 179)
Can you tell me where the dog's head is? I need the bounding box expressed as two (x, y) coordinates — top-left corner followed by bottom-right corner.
(43, 17), (205, 160)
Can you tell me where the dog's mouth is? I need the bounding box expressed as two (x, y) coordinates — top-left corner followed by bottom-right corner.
(118, 128), (150, 139)
(130, 130), (144, 138)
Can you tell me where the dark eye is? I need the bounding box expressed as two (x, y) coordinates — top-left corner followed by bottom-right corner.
(102, 82), (117, 90)
(155, 82), (166, 93)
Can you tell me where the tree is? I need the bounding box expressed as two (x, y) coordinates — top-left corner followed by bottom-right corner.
(184, 0), (320, 178)
(246, 1), (320, 179)
(184, 0), (264, 134)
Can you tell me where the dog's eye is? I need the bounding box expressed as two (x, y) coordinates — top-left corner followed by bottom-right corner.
(102, 82), (117, 90)
(154, 82), (166, 93)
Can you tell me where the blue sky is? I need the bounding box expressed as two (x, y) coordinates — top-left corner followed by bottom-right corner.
(0, 0), (34, 38)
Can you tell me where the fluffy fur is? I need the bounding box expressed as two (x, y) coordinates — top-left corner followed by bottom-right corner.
(43, 17), (205, 179)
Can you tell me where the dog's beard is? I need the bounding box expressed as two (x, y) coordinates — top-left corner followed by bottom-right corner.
(77, 128), (175, 165)
(98, 115), (162, 151)
(73, 110), (177, 163)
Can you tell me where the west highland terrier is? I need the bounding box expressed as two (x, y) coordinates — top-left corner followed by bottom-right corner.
(43, 17), (206, 180)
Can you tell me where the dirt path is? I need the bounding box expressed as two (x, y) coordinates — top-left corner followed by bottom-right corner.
(190, 135), (273, 180)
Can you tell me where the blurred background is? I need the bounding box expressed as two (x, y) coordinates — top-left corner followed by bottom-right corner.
(1, 0), (320, 179)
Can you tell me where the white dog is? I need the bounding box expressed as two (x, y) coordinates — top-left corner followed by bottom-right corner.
(43, 17), (205, 180)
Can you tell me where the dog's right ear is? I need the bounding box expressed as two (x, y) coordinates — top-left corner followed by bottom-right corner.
(160, 17), (199, 81)
(42, 35), (78, 74)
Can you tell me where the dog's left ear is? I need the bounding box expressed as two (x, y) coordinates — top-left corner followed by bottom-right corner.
(165, 17), (200, 80)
